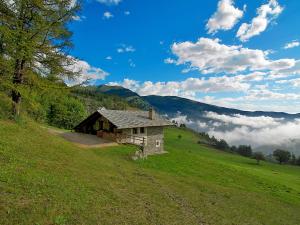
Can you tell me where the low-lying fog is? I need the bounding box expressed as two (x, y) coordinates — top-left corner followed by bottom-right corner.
(172, 112), (300, 156)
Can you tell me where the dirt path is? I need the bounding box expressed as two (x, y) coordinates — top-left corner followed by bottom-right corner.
(46, 127), (118, 148)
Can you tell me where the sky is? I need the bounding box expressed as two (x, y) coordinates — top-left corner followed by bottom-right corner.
(68, 0), (300, 113)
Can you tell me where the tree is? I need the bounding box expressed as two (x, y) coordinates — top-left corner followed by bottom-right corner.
(273, 149), (291, 164)
(46, 95), (86, 129)
(290, 153), (296, 165)
(253, 152), (265, 165)
(296, 156), (300, 166)
(179, 123), (186, 128)
(0, 0), (79, 116)
(237, 145), (252, 157)
(230, 145), (238, 152)
(216, 139), (229, 151)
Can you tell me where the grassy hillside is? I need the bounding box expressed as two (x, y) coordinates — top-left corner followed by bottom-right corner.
(0, 120), (300, 225)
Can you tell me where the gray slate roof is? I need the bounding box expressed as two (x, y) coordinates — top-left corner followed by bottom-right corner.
(98, 109), (173, 129)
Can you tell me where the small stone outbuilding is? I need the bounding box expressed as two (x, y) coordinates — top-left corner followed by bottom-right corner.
(74, 108), (172, 155)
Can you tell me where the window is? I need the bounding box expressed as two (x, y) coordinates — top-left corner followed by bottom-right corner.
(140, 127), (145, 134)
(133, 128), (138, 134)
(156, 140), (161, 147)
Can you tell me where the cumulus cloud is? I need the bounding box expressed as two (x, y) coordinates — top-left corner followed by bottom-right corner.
(103, 11), (114, 19)
(97, 0), (122, 5)
(284, 41), (300, 49)
(170, 37), (294, 74)
(269, 60), (300, 78)
(206, 0), (245, 34)
(65, 58), (109, 86)
(236, 0), (283, 42)
(112, 75), (253, 98)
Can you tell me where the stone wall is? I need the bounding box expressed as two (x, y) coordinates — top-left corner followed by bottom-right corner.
(143, 126), (164, 154)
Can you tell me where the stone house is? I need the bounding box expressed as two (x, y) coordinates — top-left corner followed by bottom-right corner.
(74, 108), (172, 154)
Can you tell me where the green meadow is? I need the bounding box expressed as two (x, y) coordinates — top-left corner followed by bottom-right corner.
(0, 120), (299, 225)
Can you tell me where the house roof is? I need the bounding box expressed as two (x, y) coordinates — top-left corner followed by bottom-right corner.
(97, 108), (173, 129)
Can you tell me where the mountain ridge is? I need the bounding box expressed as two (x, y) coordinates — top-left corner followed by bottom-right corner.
(96, 85), (300, 119)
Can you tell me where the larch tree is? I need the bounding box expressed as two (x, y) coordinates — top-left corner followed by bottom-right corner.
(0, 0), (80, 116)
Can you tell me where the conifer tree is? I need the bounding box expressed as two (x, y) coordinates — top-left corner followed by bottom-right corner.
(0, 0), (80, 116)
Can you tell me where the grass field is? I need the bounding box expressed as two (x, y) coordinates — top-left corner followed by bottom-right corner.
(0, 119), (300, 225)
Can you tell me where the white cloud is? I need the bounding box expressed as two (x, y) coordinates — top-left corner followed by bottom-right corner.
(276, 78), (300, 87)
(110, 74), (254, 99)
(72, 15), (86, 21)
(237, 0), (283, 42)
(269, 60), (300, 78)
(117, 45), (136, 53)
(97, 0), (122, 5)
(205, 112), (283, 128)
(170, 114), (194, 127)
(103, 11), (114, 19)
(200, 88), (300, 113)
(106, 56), (112, 60)
(124, 11), (130, 15)
(171, 37), (294, 74)
(70, 0), (77, 8)
(284, 40), (300, 49)
(65, 57), (109, 86)
(203, 113), (300, 149)
(206, 0), (244, 34)
(128, 59), (136, 67)
(164, 58), (176, 64)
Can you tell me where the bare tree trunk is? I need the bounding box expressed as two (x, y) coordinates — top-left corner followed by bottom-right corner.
(12, 59), (25, 116)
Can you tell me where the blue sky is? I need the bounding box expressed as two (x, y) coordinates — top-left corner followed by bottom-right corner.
(68, 0), (300, 113)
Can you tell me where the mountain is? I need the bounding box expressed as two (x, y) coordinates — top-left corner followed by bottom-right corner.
(94, 85), (151, 110)
(143, 95), (300, 120)
(92, 85), (300, 120)
(92, 85), (300, 155)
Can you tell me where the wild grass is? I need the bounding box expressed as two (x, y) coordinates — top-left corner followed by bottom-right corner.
(0, 121), (299, 225)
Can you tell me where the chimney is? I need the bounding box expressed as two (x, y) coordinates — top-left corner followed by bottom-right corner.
(149, 108), (155, 120)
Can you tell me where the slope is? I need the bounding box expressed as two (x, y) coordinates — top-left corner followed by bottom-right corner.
(0, 120), (300, 225)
